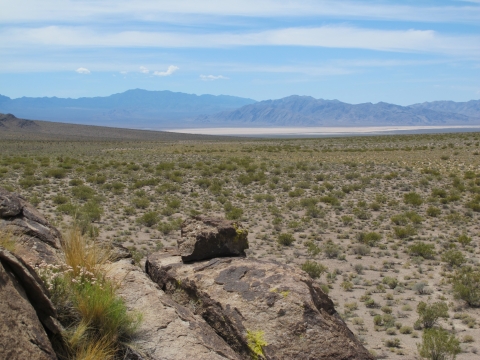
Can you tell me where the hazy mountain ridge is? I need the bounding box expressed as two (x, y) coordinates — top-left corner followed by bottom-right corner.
(0, 89), (256, 127)
(197, 95), (479, 126)
(409, 99), (480, 118)
(0, 90), (479, 128)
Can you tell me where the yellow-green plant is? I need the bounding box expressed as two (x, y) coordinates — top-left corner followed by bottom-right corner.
(0, 230), (16, 252)
(246, 330), (267, 360)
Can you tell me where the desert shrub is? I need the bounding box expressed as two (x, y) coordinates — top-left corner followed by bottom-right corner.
(341, 215), (354, 225)
(80, 200), (103, 222)
(431, 188), (447, 198)
(413, 281), (433, 295)
(323, 242), (341, 258)
(385, 338), (401, 348)
(304, 241), (321, 256)
(357, 232), (381, 246)
(417, 328), (460, 360)
(226, 206), (243, 220)
(404, 192), (423, 206)
(399, 326), (413, 334)
(45, 167), (68, 179)
(354, 264), (364, 274)
(341, 281), (353, 291)
(441, 250), (466, 268)
(427, 206), (441, 217)
(405, 211), (423, 224)
(409, 242), (436, 259)
(416, 301), (449, 329)
(157, 218), (183, 234)
(132, 197), (150, 209)
(57, 202), (78, 216)
(306, 205), (324, 218)
(137, 211), (159, 227)
(301, 261), (327, 279)
(72, 185), (95, 201)
(320, 195), (340, 206)
(41, 228), (141, 357)
(394, 225), (417, 239)
(277, 233), (295, 246)
(452, 266), (480, 307)
(457, 234), (472, 247)
(390, 214), (408, 226)
(382, 276), (398, 289)
(353, 244), (371, 256)
(52, 194), (69, 205)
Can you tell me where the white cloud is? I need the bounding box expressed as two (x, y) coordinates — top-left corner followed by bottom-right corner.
(139, 66), (149, 73)
(3, 26), (479, 58)
(200, 74), (229, 81)
(153, 65), (179, 76)
(120, 71), (127, 74)
(1, 0), (480, 24)
(75, 67), (90, 74)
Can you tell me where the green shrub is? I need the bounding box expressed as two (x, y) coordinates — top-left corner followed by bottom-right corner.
(45, 167), (68, 179)
(277, 233), (295, 246)
(427, 206), (441, 217)
(137, 211), (159, 227)
(226, 207), (243, 220)
(393, 225), (417, 239)
(457, 234), (472, 247)
(409, 242), (436, 259)
(52, 194), (69, 205)
(72, 185), (95, 201)
(323, 242), (341, 258)
(382, 276), (398, 289)
(357, 232), (382, 246)
(301, 261), (327, 279)
(441, 250), (466, 268)
(304, 241), (321, 256)
(132, 197), (150, 209)
(417, 328), (460, 360)
(404, 192), (423, 206)
(452, 267), (480, 307)
(416, 301), (449, 329)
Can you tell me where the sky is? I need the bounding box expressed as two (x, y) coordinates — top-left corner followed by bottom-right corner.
(1, 0), (479, 105)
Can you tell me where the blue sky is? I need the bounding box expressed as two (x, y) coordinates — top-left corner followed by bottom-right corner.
(1, 0), (479, 105)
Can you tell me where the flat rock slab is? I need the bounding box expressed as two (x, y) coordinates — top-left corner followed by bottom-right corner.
(146, 251), (373, 360)
(178, 217), (248, 262)
(105, 259), (241, 360)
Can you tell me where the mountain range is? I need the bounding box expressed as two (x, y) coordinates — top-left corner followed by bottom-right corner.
(0, 89), (256, 127)
(0, 89), (479, 128)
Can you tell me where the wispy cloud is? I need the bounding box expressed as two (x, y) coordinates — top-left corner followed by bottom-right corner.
(75, 67), (90, 74)
(200, 74), (229, 81)
(1, 0), (480, 23)
(2, 26), (478, 58)
(139, 66), (149, 74)
(153, 65), (179, 76)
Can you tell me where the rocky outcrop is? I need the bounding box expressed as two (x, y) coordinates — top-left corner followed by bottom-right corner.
(0, 248), (60, 360)
(146, 251), (373, 360)
(179, 216), (248, 262)
(105, 258), (241, 360)
(0, 188), (62, 265)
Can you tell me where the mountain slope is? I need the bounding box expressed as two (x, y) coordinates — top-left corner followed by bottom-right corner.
(409, 100), (480, 118)
(0, 89), (256, 127)
(197, 95), (478, 126)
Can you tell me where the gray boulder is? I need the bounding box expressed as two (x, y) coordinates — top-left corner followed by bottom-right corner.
(105, 258), (241, 360)
(178, 216), (248, 262)
(146, 251), (373, 360)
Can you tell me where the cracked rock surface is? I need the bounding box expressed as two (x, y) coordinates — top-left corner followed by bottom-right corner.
(105, 258), (241, 360)
(146, 251), (373, 360)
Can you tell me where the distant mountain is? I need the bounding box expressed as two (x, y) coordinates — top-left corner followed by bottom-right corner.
(0, 113), (38, 130)
(409, 100), (480, 119)
(0, 89), (256, 128)
(196, 95), (479, 126)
